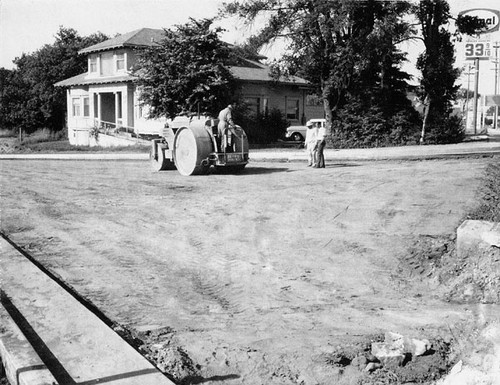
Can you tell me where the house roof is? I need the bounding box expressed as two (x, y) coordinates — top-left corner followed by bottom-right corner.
(55, 73), (134, 87)
(57, 28), (310, 88)
(55, 63), (310, 88)
(230, 59), (309, 86)
(79, 28), (165, 54)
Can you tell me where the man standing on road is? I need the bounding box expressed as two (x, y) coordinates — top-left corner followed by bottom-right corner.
(218, 104), (236, 151)
(305, 121), (318, 167)
(313, 122), (326, 168)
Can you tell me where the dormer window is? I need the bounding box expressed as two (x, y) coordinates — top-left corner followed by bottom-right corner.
(116, 53), (125, 72)
(89, 56), (98, 73)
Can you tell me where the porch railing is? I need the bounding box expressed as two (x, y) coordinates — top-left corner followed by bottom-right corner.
(93, 118), (138, 138)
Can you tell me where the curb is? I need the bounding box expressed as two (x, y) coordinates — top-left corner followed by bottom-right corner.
(0, 237), (175, 385)
(0, 304), (57, 385)
(0, 153), (147, 161)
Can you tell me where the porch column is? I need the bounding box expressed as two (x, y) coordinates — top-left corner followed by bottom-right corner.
(97, 93), (102, 125)
(114, 92), (121, 128)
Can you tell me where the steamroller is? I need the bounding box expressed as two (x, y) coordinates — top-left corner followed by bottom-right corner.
(149, 116), (249, 176)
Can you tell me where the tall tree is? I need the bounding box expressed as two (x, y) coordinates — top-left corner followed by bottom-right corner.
(415, 0), (458, 143)
(0, 27), (108, 133)
(414, 0), (485, 143)
(134, 18), (237, 119)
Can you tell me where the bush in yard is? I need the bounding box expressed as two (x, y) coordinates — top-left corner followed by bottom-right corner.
(233, 107), (289, 145)
(424, 114), (465, 144)
(330, 99), (421, 149)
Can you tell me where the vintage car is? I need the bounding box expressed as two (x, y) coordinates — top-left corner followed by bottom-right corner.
(285, 118), (326, 142)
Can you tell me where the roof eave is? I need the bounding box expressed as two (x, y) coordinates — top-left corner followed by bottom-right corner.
(238, 79), (311, 87)
(55, 76), (135, 87)
(79, 43), (156, 55)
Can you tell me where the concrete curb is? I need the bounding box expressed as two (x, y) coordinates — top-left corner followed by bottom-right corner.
(0, 305), (57, 385)
(0, 237), (175, 385)
(0, 153), (148, 161)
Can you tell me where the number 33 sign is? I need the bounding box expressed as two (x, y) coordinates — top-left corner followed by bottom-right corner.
(464, 41), (492, 60)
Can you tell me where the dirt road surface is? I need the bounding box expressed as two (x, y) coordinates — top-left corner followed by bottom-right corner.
(0, 158), (496, 384)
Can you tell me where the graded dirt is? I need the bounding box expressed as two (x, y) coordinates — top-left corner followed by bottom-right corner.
(1, 158), (500, 384)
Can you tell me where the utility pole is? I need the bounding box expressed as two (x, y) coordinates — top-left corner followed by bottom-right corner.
(473, 58), (480, 135)
(494, 42), (500, 129)
(465, 63), (475, 130)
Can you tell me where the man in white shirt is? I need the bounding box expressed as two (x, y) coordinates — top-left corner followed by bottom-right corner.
(313, 123), (326, 168)
(217, 104), (236, 151)
(305, 121), (318, 167)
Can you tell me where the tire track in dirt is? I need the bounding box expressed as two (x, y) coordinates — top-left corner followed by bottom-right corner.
(178, 235), (250, 317)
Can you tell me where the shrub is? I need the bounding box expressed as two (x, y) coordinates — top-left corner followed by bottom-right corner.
(424, 114), (465, 144)
(21, 128), (68, 144)
(329, 102), (421, 149)
(234, 107), (289, 144)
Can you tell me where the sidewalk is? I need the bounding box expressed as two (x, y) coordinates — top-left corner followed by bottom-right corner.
(1, 133), (500, 163)
(254, 139), (500, 162)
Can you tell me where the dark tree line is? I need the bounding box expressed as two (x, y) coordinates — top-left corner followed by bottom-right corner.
(0, 27), (108, 134)
(223, 0), (485, 146)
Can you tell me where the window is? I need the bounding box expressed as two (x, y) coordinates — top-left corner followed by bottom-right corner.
(245, 97), (260, 116)
(72, 98), (81, 116)
(89, 57), (97, 73)
(116, 53), (125, 71)
(286, 98), (300, 120)
(83, 97), (90, 117)
(262, 98), (269, 115)
(244, 97), (270, 116)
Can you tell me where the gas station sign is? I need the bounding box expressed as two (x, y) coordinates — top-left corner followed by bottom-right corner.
(459, 9), (500, 34)
(459, 8), (500, 133)
(464, 41), (492, 60)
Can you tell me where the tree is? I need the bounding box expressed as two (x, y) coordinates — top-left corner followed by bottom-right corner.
(0, 68), (31, 134)
(414, 0), (458, 143)
(134, 18), (237, 119)
(0, 27), (108, 133)
(223, 0), (417, 146)
(414, 0), (485, 144)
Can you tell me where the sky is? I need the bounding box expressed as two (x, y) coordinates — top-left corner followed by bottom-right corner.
(1, 0), (500, 93)
(0, 0), (251, 69)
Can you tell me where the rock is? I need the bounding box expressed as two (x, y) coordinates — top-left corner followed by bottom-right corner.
(365, 352), (379, 362)
(448, 360), (462, 376)
(371, 332), (432, 367)
(351, 355), (368, 370)
(371, 341), (406, 367)
(405, 337), (432, 356)
(365, 362), (382, 372)
(384, 331), (405, 346)
(457, 220), (500, 259)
